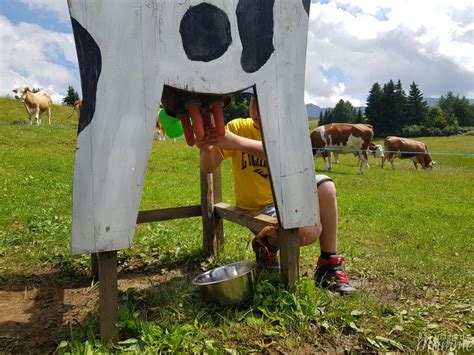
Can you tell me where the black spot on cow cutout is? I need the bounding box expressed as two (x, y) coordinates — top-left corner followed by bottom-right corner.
(71, 17), (101, 134)
(180, 3), (232, 62)
(302, 0), (310, 16)
(237, 0), (275, 73)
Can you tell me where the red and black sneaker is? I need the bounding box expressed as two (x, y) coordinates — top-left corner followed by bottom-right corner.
(252, 235), (280, 272)
(314, 255), (356, 295)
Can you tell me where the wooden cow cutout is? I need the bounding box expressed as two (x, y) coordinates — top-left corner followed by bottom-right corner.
(69, 0), (319, 255)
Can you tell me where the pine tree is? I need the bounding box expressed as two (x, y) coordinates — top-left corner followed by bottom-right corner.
(318, 111), (324, 126)
(394, 80), (407, 129)
(365, 82), (383, 134)
(356, 107), (363, 123)
(62, 86), (80, 106)
(379, 80), (397, 135)
(332, 99), (356, 123)
(405, 81), (427, 126)
(324, 108), (333, 124)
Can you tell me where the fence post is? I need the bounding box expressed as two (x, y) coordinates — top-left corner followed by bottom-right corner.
(201, 165), (224, 256)
(279, 228), (300, 288)
(98, 251), (119, 343)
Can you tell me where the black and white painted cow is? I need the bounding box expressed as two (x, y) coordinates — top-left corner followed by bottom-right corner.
(69, 0), (317, 254)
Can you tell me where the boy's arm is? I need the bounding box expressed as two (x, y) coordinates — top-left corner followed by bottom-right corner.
(197, 128), (266, 174)
(215, 130), (265, 160)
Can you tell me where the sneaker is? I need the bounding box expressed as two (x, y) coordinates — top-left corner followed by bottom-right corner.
(314, 255), (356, 295)
(252, 235), (280, 272)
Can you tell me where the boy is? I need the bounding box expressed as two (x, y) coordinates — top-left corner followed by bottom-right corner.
(195, 95), (355, 295)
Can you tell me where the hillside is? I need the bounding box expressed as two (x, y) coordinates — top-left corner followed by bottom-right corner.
(0, 97), (79, 126)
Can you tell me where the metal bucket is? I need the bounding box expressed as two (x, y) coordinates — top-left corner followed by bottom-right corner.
(193, 261), (255, 306)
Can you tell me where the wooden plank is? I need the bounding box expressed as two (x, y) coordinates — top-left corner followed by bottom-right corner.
(278, 228), (300, 288)
(212, 167), (223, 203)
(214, 202), (276, 233)
(98, 251), (119, 343)
(90, 253), (99, 281)
(136, 205), (201, 224)
(201, 169), (224, 256)
(212, 168), (224, 252)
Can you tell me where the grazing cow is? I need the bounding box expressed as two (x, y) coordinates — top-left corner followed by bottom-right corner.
(67, 99), (83, 120)
(382, 136), (434, 170)
(310, 123), (381, 174)
(12, 87), (52, 125)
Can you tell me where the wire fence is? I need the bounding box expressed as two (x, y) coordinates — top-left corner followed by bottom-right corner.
(312, 147), (474, 157)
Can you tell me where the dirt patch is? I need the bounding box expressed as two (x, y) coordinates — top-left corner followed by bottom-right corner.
(0, 266), (188, 353)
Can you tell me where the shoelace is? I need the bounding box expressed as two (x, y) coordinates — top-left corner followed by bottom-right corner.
(335, 270), (349, 284)
(263, 247), (279, 266)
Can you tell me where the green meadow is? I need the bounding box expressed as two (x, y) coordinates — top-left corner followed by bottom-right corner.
(0, 97), (473, 352)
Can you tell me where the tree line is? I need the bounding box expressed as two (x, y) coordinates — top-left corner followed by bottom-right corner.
(63, 82), (474, 138)
(62, 85), (250, 123)
(318, 80), (474, 137)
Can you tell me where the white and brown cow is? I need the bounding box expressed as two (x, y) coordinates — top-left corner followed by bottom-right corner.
(382, 136), (434, 170)
(12, 86), (52, 125)
(310, 123), (381, 174)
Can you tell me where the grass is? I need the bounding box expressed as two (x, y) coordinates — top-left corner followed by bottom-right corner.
(0, 97), (473, 352)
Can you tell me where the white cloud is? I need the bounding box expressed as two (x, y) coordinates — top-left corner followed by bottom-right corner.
(1, 0), (472, 108)
(0, 15), (78, 103)
(305, 0), (474, 107)
(19, 0), (70, 23)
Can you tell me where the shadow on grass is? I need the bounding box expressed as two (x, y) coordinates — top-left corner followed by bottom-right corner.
(0, 248), (209, 353)
(0, 268), (93, 353)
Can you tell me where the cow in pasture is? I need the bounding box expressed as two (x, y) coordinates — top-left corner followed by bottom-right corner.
(12, 87), (52, 125)
(67, 99), (83, 120)
(310, 123), (381, 174)
(382, 136), (435, 170)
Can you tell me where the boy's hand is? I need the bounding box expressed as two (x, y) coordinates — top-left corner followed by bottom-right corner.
(195, 125), (218, 150)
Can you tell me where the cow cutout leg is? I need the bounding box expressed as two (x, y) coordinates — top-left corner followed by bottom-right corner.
(72, 81), (161, 254)
(255, 82), (318, 229)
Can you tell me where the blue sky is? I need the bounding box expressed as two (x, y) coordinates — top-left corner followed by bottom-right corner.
(1, 0), (473, 107)
(0, 1), (72, 32)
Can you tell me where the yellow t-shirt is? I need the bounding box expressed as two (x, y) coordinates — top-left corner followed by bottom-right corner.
(221, 118), (273, 211)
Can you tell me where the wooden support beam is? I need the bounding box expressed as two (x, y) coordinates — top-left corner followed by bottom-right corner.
(98, 251), (119, 343)
(278, 228), (300, 288)
(200, 167), (224, 256)
(136, 205), (201, 224)
(211, 168), (224, 252)
(91, 253), (99, 281)
(214, 202), (276, 233)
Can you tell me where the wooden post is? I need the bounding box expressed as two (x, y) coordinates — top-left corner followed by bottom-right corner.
(212, 167), (224, 250)
(91, 253), (99, 281)
(200, 166), (224, 256)
(278, 228), (300, 288)
(98, 251), (119, 343)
